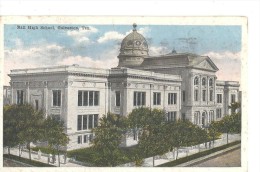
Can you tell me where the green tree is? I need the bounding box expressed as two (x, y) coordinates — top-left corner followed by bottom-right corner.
(137, 108), (168, 166)
(3, 105), (20, 156)
(208, 121), (221, 148)
(15, 104), (45, 160)
(92, 113), (127, 166)
(43, 116), (69, 167)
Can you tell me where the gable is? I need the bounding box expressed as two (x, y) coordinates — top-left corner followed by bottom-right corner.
(193, 59), (219, 71)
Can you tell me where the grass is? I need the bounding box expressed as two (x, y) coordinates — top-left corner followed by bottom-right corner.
(157, 140), (241, 167)
(3, 154), (56, 167)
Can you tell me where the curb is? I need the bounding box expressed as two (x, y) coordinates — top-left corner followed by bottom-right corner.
(176, 143), (241, 167)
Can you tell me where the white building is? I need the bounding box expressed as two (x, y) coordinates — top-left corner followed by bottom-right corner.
(8, 24), (240, 150)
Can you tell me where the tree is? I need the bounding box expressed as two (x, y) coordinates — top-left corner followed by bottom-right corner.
(208, 121), (221, 147)
(15, 104), (45, 160)
(92, 113), (127, 166)
(136, 108), (168, 166)
(43, 116), (69, 167)
(3, 104), (45, 160)
(3, 105), (20, 156)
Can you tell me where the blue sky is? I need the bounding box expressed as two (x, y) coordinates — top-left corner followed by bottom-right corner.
(4, 24), (241, 85)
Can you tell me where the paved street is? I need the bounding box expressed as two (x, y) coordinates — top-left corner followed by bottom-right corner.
(192, 147), (241, 167)
(3, 158), (30, 167)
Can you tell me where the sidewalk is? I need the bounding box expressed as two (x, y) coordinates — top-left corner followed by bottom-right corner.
(119, 133), (241, 167)
(4, 147), (84, 167)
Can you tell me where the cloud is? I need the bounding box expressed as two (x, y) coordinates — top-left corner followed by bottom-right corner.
(67, 26), (98, 44)
(203, 51), (241, 61)
(97, 27), (151, 44)
(202, 51), (241, 83)
(97, 31), (125, 43)
(149, 46), (170, 56)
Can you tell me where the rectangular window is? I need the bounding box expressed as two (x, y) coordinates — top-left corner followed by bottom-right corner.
(209, 90), (213, 101)
(194, 90), (198, 101)
(53, 90), (61, 106)
(133, 92), (146, 106)
(83, 135), (88, 143)
(77, 115), (82, 131)
(78, 114), (98, 131)
(202, 90), (206, 101)
(153, 92), (161, 105)
(88, 115), (93, 129)
(78, 91), (99, 106)
(231, 94), (236, 103)
(89, 91), (94, 106)
(83, 115), (88, 130)
(217, 94), (222, 103)
(17, 90), (24, 105)
(35, 100), (39, 110)
(216, 108), (222, 118)
(182, 91), (185, 102)
(78, 136), (82, 144)
(167, 111), (177, 121)
(78, 91), (82, 106)
(115, 91), (121, 106)
(83, 91), (88, 106)
(168, 93), (177, 105)
(94, 91), (99, 106)
(94, 114), (99, 128)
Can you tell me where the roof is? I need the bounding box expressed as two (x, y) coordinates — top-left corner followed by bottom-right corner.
(137, 52), (219, 71)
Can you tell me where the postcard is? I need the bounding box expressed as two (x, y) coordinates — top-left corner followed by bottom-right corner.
(0, 16), (247, 172)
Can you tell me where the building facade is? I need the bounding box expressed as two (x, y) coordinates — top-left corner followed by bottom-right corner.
(8, 24), (240, 150)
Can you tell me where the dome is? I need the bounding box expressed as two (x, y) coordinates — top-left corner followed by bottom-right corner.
(118, 24), (149, 67)
(119, 23), (149, 56)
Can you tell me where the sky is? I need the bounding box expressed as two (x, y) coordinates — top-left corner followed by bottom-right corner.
(4, 24), (241, 85)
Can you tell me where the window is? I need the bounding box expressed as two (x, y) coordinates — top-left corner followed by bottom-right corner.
(115, 91), (120, 106)
(209, 111), (214, 122)
(231, 94), (236, 103)
(153, 92), (161, 105)
(83, 135), (88, 143)
(209, 90), (213, 101)
(209, 78), (213, 87)
(202, 78), (206, 86)
(17, 90), (24, 105)
(133, 92), (146, 106)
(78, 91), (99, 106)
(216, 109), (222, 118)
(194, 90), (199, 101)
(35, 100), (39, 110)
(194, 112), (200, 125)
(182, 91), (185, 102)
(217, 94), (222, 103)
(53, 90), (61, 106)
(202, 90), (206, 101)
(77, 115), (82, 131)
(194, 77), (199, 85)
(168, 93), (177, 105)
(77, 114), (99, 131)
(167, 111), (177, 122)
(78, 136), (82, 144)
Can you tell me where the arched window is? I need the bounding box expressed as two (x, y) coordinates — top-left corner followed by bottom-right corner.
(194, 77), (199, 85)
(202, 78), (206, 86)
(209, 78), (213, 87)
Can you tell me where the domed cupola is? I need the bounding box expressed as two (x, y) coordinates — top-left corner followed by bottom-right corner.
(118, 23), (149, 67)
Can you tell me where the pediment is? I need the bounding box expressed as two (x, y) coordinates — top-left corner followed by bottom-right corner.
(194, 59), (218, 71)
